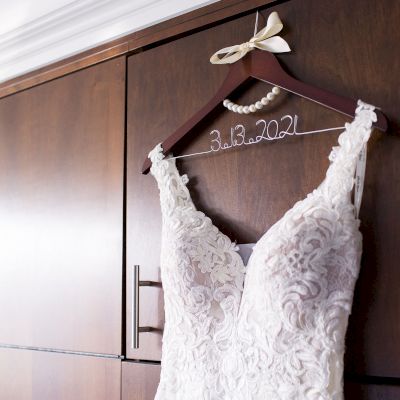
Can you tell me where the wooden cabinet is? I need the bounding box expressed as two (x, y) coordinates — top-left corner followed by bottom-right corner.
(0, 347), (121, 400)
(344, 381), (400, 399)
(122, 362), (161, 400)
(0, 0), (398, 399)
(0, 56), (125, 355)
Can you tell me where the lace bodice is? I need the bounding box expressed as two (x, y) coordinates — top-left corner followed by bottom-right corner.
(149, 100), (377, 400)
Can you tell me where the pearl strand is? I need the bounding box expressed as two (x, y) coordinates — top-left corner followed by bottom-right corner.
(223, 86), (281, 114)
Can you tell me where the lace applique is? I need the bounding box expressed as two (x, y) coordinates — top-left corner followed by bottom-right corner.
(149, 100), (376, 400)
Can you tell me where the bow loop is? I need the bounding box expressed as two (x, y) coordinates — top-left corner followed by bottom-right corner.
(254, 10), (284, 40)
(255, 36), (291, 53)
(210, 11), (290, 65)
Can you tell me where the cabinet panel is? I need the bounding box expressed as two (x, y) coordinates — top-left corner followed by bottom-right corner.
(122, 362), (161, 400)
(344, 381), (400, 399)
(127, 0), (400, 375)
(0, 57), (125, 354)
(0, 348), (121, 400)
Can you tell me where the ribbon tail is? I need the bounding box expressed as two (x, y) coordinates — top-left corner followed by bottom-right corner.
(255, 36), (291, 53)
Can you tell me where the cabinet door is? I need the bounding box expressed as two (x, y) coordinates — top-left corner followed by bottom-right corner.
(0, 57), (125, 355)
(344, 381), (400, 399)
(127, 0), (400, 376)
(122, 362), (161, 400)
(0, 347), (121, 400)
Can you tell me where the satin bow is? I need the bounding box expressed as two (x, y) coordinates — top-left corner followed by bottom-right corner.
(210, 11), (291, 64)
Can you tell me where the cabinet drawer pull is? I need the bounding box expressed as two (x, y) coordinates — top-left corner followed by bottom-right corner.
(131, 265), (157, 349)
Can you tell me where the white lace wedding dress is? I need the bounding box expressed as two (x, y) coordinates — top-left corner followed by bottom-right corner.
(149, 100), (377, 400)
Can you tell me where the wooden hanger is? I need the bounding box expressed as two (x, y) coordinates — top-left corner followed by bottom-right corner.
(141, 49), (388, 174)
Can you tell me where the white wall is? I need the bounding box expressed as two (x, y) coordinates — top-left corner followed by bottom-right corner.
(0, 0), (220, 83)
(0, 0), (76, 35)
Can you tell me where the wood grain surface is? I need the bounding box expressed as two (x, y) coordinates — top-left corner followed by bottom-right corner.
(0, 56), (125, 355)
(0, 347), (121, 400)
(122, 362), (161, 400)
(344, 381), (400, 399)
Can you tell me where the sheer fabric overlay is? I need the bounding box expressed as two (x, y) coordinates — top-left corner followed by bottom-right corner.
(149, 100), (377, 400)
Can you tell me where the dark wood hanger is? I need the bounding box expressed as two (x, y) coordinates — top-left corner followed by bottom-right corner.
(141, 50), (388, 174)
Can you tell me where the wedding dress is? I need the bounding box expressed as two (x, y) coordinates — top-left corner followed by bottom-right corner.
(149, 100), (377, 400)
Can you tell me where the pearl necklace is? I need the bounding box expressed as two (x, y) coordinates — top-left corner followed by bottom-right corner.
(223, 86), (281, 114)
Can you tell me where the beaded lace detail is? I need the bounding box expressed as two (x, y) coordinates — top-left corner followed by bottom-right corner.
(150, 100), (377, 400)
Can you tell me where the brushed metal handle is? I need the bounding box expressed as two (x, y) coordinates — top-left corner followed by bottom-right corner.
(131, 265), (156, 349)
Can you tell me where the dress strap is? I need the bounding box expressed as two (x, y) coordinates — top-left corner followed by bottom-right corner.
(148, 143), (193, 217)
(354, 143), (367, 218)
(321, 100), (377, 217)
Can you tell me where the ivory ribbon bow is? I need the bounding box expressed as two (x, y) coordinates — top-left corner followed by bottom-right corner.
(210, 11), (291, 64)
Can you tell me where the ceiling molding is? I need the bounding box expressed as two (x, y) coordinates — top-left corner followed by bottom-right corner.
(0, 0), (219, 83)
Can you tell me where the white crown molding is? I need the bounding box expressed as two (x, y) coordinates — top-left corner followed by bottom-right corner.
(0, 0), (220, 83)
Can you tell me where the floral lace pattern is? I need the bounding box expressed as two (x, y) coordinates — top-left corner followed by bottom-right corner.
(150, 100), (376, 400)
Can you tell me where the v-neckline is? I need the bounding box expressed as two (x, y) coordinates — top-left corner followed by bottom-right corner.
(166, 148), (332, 270)
(236, 243), (256, 265)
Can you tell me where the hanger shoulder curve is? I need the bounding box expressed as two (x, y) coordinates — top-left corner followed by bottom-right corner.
(248, 51), (388, 132)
